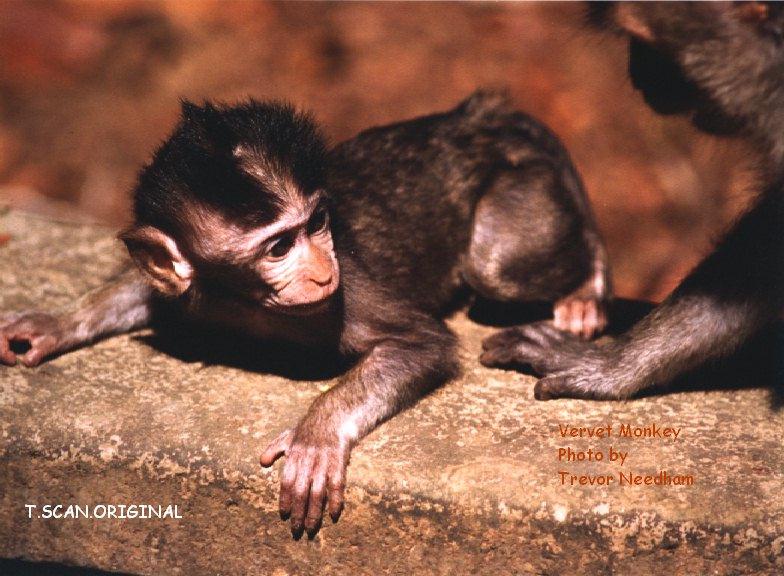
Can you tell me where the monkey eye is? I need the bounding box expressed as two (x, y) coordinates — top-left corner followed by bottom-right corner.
(267, 232), (296, 258)
(307, 206), (329, 235)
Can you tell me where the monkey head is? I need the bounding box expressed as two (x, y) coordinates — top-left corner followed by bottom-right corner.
(589, 1), (784, 134)
(120, 100), (340, 316)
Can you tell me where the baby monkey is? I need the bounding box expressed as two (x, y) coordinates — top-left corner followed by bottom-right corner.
(0, 92), (610, 536)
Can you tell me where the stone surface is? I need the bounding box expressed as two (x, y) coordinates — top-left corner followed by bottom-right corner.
(0, 211), (782, 575)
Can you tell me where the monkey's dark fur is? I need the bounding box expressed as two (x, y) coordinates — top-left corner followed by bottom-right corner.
(329, 93), (604, 313)
(0, 91), (609, 536)
(138, 102), (327, 231)
(481, 2), (784, 400)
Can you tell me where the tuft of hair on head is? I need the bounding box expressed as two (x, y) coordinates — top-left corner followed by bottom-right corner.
(130, 98), (329, 236)
(458, 89), (513, 123)
(177, 98), (328, 184)
(176, 99), (239, 157)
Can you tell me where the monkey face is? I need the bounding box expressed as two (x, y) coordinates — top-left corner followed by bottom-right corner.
(249, 193), (340, 315)
(121, 98), (341, 316)
(121, 191), (340, 317)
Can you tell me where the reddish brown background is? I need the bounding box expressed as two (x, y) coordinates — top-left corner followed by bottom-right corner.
(0, 1), (758, 301)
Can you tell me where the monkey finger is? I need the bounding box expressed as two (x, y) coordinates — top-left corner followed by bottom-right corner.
(535, 320), (569, 338)
(260, 428), (294, 467)
(304, 456), (329, 537)
(327, 459), (347, 523)
(480, 329), (546, 369)
(491, 333), (573, 374)
(594, 303), (609, 336)
(481, 327), (522, 352)
(19, 349), (44, 368)
(553, 302), (569, 332)
(516, 322), (568, 346)
(278, 453), (299, 519)
(19, 334), (57, 367)
(583, 299), (609, 340)
(289, 451), (317, 537)
(569, 300), (586, 337)
(479, 345), (519, 368)
(534, 375), (570, 400)
(555, 299), (587, 337)
(555, 299), (588, 338)
(505, 341), (553, 374)
(580, 300), (599, 340)
(480, 338), (540, 368)
(0, 335), (17, 366)
(482, 328), (514, 350)
(535, 372), (607, 401)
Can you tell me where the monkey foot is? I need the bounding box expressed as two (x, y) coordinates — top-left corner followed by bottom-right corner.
(553, 294), (607, 340)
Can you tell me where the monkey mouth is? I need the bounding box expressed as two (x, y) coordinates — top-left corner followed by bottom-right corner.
(275, 293), (336, 317)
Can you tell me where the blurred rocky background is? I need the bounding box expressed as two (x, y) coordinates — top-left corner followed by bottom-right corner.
(0, 1), (759, 301)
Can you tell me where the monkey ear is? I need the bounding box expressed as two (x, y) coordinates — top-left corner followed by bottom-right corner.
(119, 226), (193, 297)
(615, 4), (655, 42)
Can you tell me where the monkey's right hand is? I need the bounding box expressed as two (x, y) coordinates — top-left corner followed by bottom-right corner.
(260, 421), (350, 539)
(0, 311), (66, 367)
(480, 321), (634, 400)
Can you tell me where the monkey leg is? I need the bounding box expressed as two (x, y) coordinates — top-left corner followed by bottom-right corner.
(481, 176), (784, 400)
(464, 161), (608, 338)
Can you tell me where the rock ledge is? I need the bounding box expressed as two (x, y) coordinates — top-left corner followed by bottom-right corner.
(1, 212), (782, 575)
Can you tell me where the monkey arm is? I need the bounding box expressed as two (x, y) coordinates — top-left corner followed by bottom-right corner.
(260, 307), (459, 538)
(481, 176), (784, 399)
(489, 2), (784, 398)
(0, 267), (154, 367)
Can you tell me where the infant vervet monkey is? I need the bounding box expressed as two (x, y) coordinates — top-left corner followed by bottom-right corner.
(1, 91), (610, 536)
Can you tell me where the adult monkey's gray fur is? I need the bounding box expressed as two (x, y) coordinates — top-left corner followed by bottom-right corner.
(481, 2), (784, 400)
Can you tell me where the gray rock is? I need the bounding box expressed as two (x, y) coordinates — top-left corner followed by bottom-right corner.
(1, 211), (782, 575)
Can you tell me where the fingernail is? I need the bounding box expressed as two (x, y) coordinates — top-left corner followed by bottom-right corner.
(330, 506), (343, 523)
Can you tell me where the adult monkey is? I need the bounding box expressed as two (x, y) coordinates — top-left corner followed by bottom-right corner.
(481, 2), (784, 400)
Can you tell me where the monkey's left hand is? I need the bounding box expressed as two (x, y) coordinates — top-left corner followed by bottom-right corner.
(260, 419), (350, 539)
(0, 311), (66, 367)
(480, 321), (627, 400)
